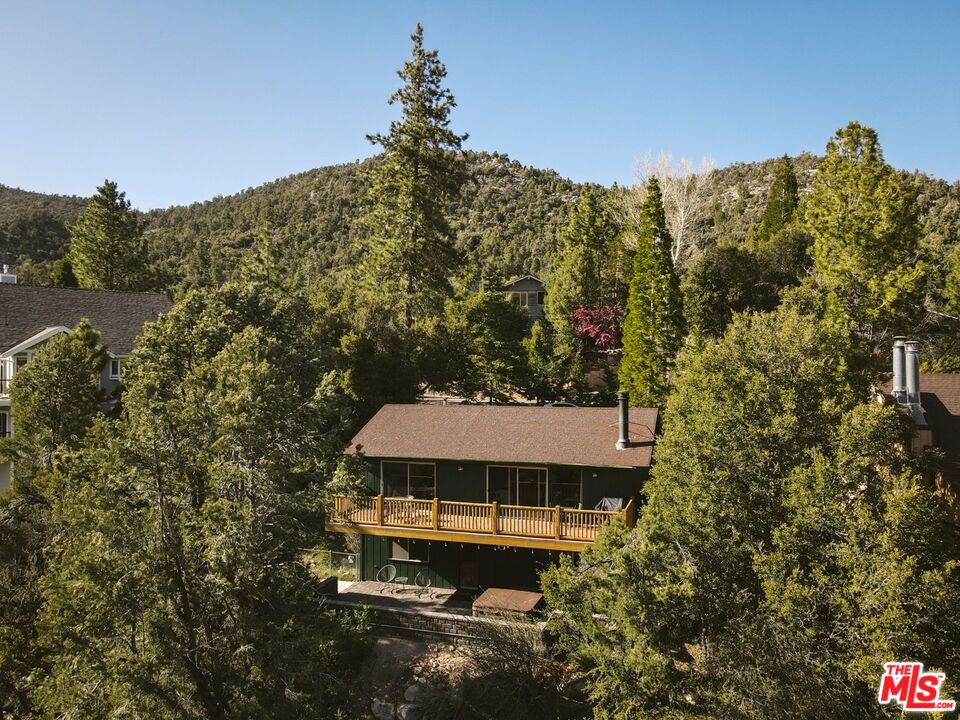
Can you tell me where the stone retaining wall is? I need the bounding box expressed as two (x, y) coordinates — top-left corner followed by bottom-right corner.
(325, 595), (555, 644)
(324, 596), (486, 641)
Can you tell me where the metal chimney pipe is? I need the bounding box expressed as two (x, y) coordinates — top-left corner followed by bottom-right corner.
(616, 392), (629, 449)
(892, 336), (907, 402)
(905, 340), (920, 405)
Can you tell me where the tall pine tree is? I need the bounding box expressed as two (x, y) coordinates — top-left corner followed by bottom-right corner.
(444, 275), (530, 403)
(357, 24), (467, 329)
(0, 323), (105, 717)
(545, 189), (621, 367)
(34, 282), (369, 719)
(67, 180), (152, 291)
(805, 122), (925, 338)
(618, 178), (684, 406)
(751, 155), (799, 249)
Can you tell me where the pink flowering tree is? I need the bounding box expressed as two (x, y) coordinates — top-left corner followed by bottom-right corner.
(573, 304), (622, 350)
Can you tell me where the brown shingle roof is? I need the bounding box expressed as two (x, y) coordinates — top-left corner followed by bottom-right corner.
(350, 404), (657, 468)
(0, 284), (171, 355)
(881, 373), (960, 490)
(917, 374), (960, 490)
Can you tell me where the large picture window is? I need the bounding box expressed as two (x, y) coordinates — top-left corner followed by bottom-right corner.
(487, 466), (547, 506)
(381, 461), (436, 499)
(549, 467), (582, 508)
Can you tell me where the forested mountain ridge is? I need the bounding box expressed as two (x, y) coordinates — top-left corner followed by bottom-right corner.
(142, 151), (591, 288)
(0, 152), (589, 286)
(0, 185), (87, 265)
(2, 150), (958, 289)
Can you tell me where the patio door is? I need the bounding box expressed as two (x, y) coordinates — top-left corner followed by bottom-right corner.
(459, 545), (479, 590)
(487, 466), (547, 506)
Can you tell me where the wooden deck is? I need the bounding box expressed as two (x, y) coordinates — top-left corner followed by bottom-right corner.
(326, 494), (635, 551)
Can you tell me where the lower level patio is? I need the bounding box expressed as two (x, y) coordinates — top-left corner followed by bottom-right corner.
(325, 581), (546, 641)
(331, 580), (476, 616)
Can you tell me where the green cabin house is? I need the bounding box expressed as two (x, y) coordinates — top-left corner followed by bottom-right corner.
(327, 397), (657, 592)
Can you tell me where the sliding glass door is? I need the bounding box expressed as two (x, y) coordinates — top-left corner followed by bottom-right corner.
(487, 466), (547, 506)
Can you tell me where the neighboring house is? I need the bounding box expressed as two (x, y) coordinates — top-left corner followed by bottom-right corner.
(502, 275), (546, 322)
(0, 279), (171, 491)
(327, 396), (657, 591)
(880, 338), (960, 514)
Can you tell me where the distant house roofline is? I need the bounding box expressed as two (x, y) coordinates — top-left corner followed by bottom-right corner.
(502, 274), (545, 288)
(0, 284), (170, 355)
(0, 326), (71, 358)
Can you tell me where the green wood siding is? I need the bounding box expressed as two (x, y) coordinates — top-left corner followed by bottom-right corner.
(360, 535), (573, 591)
(436, 460), (486, 502)
(349, 457), (647, 591)
(580, 467), (647, 509)
(361, 536), (459, 590)
(363, 457), (646, 509)
(476, 545), (567, 591)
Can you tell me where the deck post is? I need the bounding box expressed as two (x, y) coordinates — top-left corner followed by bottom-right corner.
(375, 495), (383, 526)
(554, 505), (562, 540)
(490, 501), (498, 534)
(432, 497), (440, 530)
(623, 497), (636, 528)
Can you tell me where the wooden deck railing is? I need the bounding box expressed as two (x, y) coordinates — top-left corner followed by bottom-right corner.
(330, 494), (635, 544)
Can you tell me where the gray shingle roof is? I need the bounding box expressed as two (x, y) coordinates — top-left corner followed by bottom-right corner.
(0, 284), (171, 355)
(350, 404), (657, 469)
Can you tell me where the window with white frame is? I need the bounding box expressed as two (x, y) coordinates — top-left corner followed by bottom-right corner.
(507, 291), (544, 308)
(487, 465), (547, 506)
(381, 461), (436, 499)
(389, 538), (430, 563)
(0, 411), (8, 438)
(109, 358), (122, 379)
(15, 353), (31, 373)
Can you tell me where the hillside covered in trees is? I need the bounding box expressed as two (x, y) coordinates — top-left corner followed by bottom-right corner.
(0, 185), (86, 266)
(4, 151), (958, 296)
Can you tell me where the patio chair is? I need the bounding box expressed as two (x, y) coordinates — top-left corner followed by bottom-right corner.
(414, 571), (433, 599)
(376, 564), (397, 594)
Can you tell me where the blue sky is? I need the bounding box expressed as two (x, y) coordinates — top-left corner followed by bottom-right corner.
(3, 1), (958, 209)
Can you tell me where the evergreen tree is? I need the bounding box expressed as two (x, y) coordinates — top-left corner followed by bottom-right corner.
(444, 277), (529, 403)
(521, 321), (565, 403)
(33, 282), (369, 718)
(49, 257), (78, 287)
(545, 189), (621, 363)
(67, 180), (152, 291)
(805, 122), (925, 337)
(357, 24), (467, 329)
(618, 178), (684, 405)
(682, 245), (778, 339)
(544, 307), (960, 718)
(0, 322), (105, 717)
(751, 155), (799, 248)
(7, 321), (105, 477)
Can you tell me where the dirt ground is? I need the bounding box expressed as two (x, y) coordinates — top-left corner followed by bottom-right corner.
(346, 636), (470, 718)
